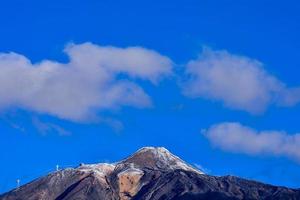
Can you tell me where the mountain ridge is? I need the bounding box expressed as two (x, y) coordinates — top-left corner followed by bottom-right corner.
(1, 147), (299, 200)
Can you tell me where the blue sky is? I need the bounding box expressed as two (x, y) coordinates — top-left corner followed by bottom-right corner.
(1, 0), (300, 193)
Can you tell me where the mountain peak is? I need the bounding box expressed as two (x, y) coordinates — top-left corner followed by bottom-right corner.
(1, 146), (299, 200)
(120, 146), (203, 174)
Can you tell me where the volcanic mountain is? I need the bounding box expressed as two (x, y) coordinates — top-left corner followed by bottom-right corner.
(0, 147), (299, 200)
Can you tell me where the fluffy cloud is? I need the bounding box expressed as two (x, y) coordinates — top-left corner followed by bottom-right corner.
(183, 49), (300, 113)
(204, 122), (300, 162)
(0, 42), (173, 121)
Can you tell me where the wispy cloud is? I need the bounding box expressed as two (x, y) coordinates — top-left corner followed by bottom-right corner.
(193, 163), (211, 174)
(0, 42), (173, 121)
(203, 122), (300, 163)
(183, 48), (300, 113)
(32, 118), (70, 136)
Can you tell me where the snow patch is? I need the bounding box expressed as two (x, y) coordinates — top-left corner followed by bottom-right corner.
(77, 163), (115, 183)
(130, 147), (204, 174)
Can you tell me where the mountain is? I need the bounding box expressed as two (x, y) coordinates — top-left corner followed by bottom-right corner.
(0, 147), (299, 200)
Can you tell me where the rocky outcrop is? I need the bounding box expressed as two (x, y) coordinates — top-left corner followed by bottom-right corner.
(117, 166), (144, 200)
(0, 147), (299, 200)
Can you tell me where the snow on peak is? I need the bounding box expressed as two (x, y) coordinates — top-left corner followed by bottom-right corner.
(71, 147), (203, 178)
(122, 147), (204, 174)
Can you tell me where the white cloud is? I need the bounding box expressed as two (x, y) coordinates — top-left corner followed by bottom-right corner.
(183, 48), (300, 113)
(0, 42), (173, 121)
(204, 122), (300, 162)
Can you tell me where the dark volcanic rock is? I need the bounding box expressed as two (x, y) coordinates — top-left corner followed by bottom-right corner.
(0, 147), (299, 200)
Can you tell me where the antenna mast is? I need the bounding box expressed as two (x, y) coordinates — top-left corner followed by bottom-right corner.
(16, 179), (20, 189)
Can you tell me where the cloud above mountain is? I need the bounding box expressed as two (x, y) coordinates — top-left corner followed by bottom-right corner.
(204, 122), (300, 163)
(0, 42), (173, 121)
(2, 43), (300, 123)
(183, 49), (300, 113)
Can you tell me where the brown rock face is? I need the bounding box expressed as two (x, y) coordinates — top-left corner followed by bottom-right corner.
(117, 167), (144, 200)
(0, 147), (299, 200)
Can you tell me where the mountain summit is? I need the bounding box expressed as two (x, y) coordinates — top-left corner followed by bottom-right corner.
(0, 147), (299, 200)
(120, 147), (203, 173)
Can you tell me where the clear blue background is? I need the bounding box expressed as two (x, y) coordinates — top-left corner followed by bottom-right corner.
(1, 0), (300, 193)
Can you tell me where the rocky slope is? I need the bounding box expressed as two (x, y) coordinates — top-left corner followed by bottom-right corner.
(0, 147), (299, 200)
